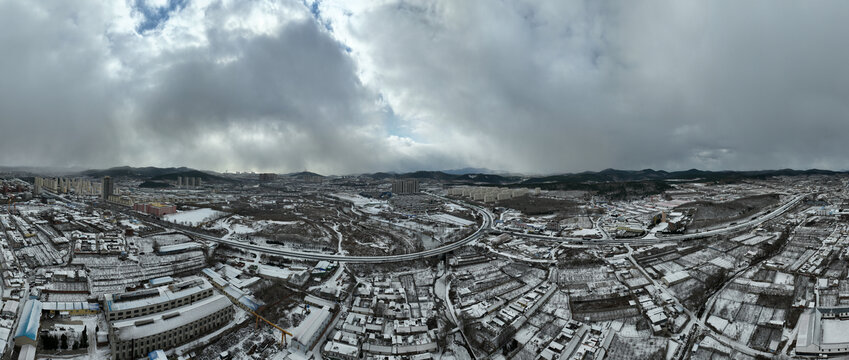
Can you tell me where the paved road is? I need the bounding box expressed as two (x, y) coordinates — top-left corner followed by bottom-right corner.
(182, 201), (493, 264)
(621, 243), (776, 359)
(48, 191), (493, 264)
(50, 191), (803, 263)
(498, 194), (805, 245)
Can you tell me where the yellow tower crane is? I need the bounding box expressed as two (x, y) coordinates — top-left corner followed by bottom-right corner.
(252, 310), (293, 345)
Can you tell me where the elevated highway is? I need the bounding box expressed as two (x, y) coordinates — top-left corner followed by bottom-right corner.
(499, 194), (805, 245)
(183, 202), (493, 263)
(62, 191), (804, 263)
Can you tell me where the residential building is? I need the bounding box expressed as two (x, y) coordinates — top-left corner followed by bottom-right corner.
(109, 294), (233, 360)
(291, 306), (333, 353)
(103, 278), (214, 321)
(102, 176), (114, 200)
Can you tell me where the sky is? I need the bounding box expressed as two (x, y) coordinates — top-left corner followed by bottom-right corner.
(2, 0), (849, 175)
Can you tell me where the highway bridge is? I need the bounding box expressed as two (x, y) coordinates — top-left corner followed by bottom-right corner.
(182, 202), (493, 263)
(55, 191), (804, 263)
(499, 194), (806, 245)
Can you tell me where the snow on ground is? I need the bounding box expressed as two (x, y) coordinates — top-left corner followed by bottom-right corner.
(119, 219), (145, 231)
(774, 271), (794, 286)
(38, 315), (109, 360)
(135, 233), (193, 253)
(174, 307), (249, 358)
(571, 228), (601, 237)
(429, 213), (474, 226)
(707, 315), (729, 332)
(164, 208), (225, 226)
(309, 266), (347, 298)
(332, 193), (381, 207)
(258, 264), (304, 281)
(444, 333), (472, 360)
(212, 216), (304, 240)
(331, 193), (389, 214)
(643, 222), (668, 239)
(230, 223), (255, 235)
(514, 324), (539, 344)
(444, 203), (468, 213)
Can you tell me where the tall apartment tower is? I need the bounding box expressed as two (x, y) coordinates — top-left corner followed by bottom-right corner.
(102, 176), (114, 200)
(392, 179), (420, 194)
(33, 177), (42, 196)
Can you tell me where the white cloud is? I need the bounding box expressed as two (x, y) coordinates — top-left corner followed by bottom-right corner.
(2, 0), (849, 174)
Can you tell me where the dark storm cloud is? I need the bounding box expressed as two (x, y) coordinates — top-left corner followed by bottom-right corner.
(323, 0), (849, 172)
(0, 1), (124, 168)
(2, 0), (849, 173)
(133, 19), (372, 171)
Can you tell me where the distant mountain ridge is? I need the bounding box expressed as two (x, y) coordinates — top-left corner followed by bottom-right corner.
(75, 166), (846, 186)
(285, 171), (325, 178)
(80, 166), (229, 182)
(363, 170), (522, 184)
(365, 168), (847, 186)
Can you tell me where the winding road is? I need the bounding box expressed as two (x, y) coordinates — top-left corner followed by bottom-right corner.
(181, 201), (494, 264)
(498, 194), (805, 245)
(54, 190), (804, 264)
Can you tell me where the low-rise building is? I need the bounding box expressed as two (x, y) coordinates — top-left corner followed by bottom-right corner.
(103, 278), (214, 321)
(13, 300), (41, 348)
(291, 306), (333, 353)
(109, 294), (233, 360)
(42, 301), (100, 317)
(323, 340), (359, 360)
(661, 271), (691, 286)
(797, 307), (849, 356)
(133, 203), (177, 217)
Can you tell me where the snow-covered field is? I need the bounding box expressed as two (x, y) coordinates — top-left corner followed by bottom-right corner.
(164, 208), (225, 226)
(429, 213), (475, 226)
(120, 219), (146, 231)
(444, 203), (469, 213)
(209, 215), (304, 240)
(571, 228), (601, 237)
(332, 193), (389, 214)
(332, 193), (380, 206)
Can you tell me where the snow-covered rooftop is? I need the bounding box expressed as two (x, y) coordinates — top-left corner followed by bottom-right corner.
(107, 278), (211, 313)
(112, 294), (231, 341)
(13, 300), (41, 342)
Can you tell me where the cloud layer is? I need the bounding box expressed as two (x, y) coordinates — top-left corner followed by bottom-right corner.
(2, 0), (849, 174)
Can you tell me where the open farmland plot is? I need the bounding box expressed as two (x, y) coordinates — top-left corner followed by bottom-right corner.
(751, 269), (777, 283)
(668, 278), (704, 302)
(164, 208), (226, 226)
(474, 279), (524, 301)
(712, 296), (742, 320)
(748, 324), (783, 353)
(652, 261), (685, 275)
(734, 303), (763, 324)
(571, 295), (638, 322)
(527, 311), (555, 328)
(605, 334), (667, 360)
(675, 194), (780, 230)
(541, 291), (571, 320)
(722, 321), (758, 346)
(557, 265), (613, 287)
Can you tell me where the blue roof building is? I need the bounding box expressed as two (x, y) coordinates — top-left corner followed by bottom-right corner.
(148, 350), (168, 359)
(13, 300), (42, 346)
(149, 276), (175, 286)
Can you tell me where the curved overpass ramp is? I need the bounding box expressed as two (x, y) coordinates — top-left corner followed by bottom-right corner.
(500, 194), (805, 245)
(187, 202), (493, 264)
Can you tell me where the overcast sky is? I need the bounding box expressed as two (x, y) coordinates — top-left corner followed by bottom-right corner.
(2, 0), (849, 175)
